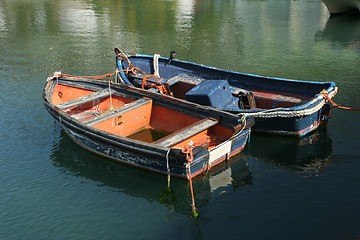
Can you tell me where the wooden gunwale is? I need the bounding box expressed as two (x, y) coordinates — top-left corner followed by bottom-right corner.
(53, 83), (229, 150)
(53, 78), (254, 131)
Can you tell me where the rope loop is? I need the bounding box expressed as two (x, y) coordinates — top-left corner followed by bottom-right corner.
(130, 67), (146, 75)
(182, 144), (194, 163)
(182, 140), (196, 163)
(141, 74), (173, 96)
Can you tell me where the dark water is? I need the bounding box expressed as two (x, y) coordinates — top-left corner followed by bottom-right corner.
(1, 0), (359, 239)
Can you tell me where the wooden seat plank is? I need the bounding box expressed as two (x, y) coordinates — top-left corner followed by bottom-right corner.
(84, 97), (152, 126)
(154, 118), (218, 147)
(56, 88), (115, 110)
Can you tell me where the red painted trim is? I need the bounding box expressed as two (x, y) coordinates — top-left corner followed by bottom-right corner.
(297, 119), (321, 136)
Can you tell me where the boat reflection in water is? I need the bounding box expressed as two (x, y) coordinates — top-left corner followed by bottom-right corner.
(247, 129), (333, 173)
(321, 0), (360, 15)
(316, 12), (360, 47)
(50, 130), (252, 213)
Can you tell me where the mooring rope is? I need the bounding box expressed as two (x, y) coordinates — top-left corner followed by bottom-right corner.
(320, 90), (360, 112)
(50, 68), (145, 83)
(166, 149), (171, 189)
(229, 114), (248, 140)
(182, 141), (198, 218)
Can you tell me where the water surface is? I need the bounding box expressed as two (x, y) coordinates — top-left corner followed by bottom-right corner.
(0, 0), (359, 239)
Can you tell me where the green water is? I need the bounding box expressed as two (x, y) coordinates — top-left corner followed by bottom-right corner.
(1, 0), (360, 239)
(127, 128), (169, 143)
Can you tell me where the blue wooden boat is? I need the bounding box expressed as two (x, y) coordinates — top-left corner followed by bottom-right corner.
(115, 48), (337, 137)
(43, 72), (253, 179)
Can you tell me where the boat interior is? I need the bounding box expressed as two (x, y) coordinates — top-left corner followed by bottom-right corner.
(51, 83), (234, 150)
(123, 67), (313, 112)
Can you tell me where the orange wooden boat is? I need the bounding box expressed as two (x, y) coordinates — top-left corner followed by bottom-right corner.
(43, 72), (254, 179)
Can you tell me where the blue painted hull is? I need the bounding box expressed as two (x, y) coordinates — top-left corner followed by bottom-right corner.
(115, 53), (337, 137)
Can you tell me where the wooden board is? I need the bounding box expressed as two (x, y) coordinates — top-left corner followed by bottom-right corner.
(56, 88), (115, 110)
(154, 117), (218, 147)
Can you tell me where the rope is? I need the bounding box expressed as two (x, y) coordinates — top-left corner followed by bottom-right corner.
(320, 90), (360, 111)
(50, 68), (146, 83)
(50, 72), (64, 98)
(115, 48), (134, 69)
(114, 69), (119, 83)
(50, 67), (172, 96)
(141, 75), (159, 89)
(129, 67), (146, 75)
(108, 81), (114, 111)
(182, 141), (198, 218)
(166, 149), (171, 189)
(243, 89), (338, 118)
(116, 54), (173, 96)
(117, 52), (172, 96)
(153, 54), (160, 77)
(141, 75), (173, 96)
(114, 49), (146, 76)
(61, 72), (116, 81)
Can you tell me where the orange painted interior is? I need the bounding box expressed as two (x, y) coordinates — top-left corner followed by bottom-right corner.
(167, 125), (233, 149)
(92, 101), (152, 137)
(52, 84), (94, 105)
(53, 84), (134, 116)
(53, 83), (235, 149)
(149, 105), (201, 133)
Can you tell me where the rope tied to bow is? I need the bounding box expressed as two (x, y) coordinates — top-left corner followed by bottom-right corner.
(321, 90), (360, 112)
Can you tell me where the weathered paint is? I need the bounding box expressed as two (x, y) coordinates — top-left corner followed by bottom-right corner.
(116, 54), (337, 137)
(43, 77), (253, 179)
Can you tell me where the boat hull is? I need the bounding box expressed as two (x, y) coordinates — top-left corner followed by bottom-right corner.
(116, 53), (337, 137)
(62, 124), (250, 178)
(321, 0), (360, 14)
(43, 76), (252, 179)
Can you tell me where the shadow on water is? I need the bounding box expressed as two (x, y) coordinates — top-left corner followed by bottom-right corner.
(315, 12), (360, 46)
(246, 128), (333, 173)
(50, 126), (253, 214)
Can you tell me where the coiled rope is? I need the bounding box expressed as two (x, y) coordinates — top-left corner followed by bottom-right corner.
(242, 88), (338, 118)
(141, 75), (173, 96)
